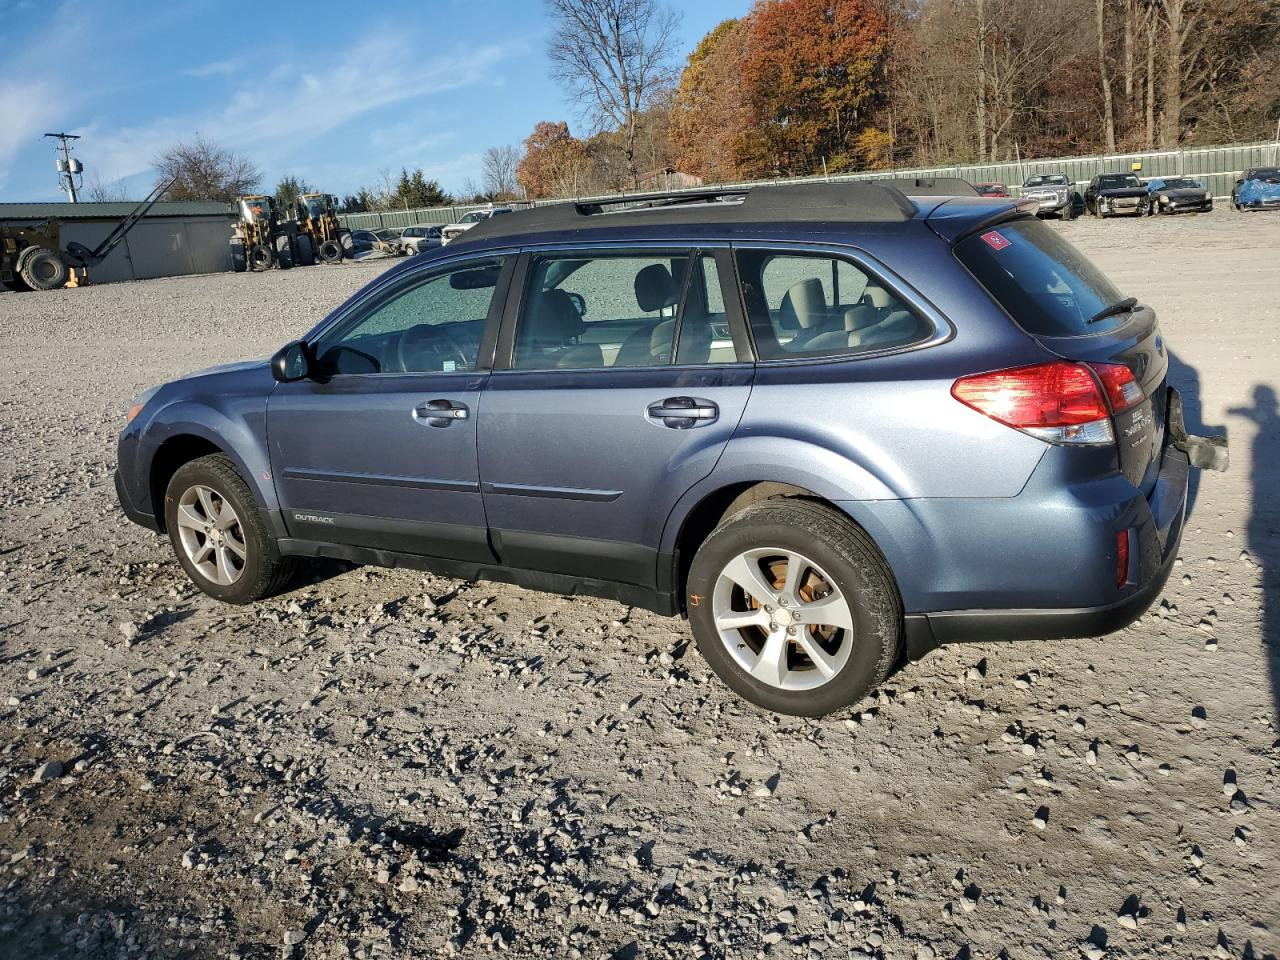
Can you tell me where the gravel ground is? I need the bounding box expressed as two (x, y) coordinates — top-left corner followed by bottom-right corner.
(0, 209), (1277, 960)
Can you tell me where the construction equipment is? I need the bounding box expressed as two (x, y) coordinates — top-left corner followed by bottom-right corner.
(293, 192), (348, 264)
(230, 194), (292, 272)
(1, 177), (173, 292)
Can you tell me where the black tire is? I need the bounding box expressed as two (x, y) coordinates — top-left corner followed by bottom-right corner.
(686, 499), (902, 717)
(20, 247), (68, 291)
(274, 236), (294, 269)
(249, 244), (273, 272)
(318, 239), (343, 264)
(296, 235), (316, 267)
(1060, 201), (1075, 221)
(338, 230), (354, 258)
(164, 455), (295, 604)
(231, 243), (247, 273)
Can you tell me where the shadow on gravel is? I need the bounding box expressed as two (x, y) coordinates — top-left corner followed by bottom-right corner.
(1166, 348), (1220, 517)
(1227, 385), (1280, 730)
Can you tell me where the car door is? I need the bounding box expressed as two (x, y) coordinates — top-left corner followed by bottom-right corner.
(267, 254), (514, 561)
(1086, 176), (1100, 212)
(477, 246), (753, 589)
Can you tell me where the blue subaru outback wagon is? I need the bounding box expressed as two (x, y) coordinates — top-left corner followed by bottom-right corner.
(115, 182), (1226, 716)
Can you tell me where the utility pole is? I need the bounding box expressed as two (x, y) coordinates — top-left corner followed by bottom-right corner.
(44, 132), (82, 202)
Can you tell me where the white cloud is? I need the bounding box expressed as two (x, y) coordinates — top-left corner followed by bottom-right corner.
(84, 28), (513, 192)
(181, 59), (241, 78)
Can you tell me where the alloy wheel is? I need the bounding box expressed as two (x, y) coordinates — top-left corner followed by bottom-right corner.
(175, 484), (247, 586)
(712, 547), (856, 691)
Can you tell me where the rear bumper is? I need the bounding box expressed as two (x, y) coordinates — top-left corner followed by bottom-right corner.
(901, 442), (1189, 656)
(889, 385), (1230, 658)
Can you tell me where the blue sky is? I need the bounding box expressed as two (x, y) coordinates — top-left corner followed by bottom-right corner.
(0, 0), (747, 202)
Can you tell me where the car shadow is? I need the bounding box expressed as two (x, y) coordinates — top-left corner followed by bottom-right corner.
(1165, 347), (1221, 518)
(1226, 384), (1280, 731)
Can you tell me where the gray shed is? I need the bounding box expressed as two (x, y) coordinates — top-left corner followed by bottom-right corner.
(0, 200), (236, 284)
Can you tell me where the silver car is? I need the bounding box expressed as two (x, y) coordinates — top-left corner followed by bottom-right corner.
(1022, 173), (1076, 220)
(398, 224), (443, 255)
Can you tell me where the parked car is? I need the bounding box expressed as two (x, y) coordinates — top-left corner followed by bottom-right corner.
(1231, 166), (1280, 211)
(1144, 177), (1213, 215)
(114, 181), (1226, 717)
(398, 224), (443, 255)
(348, 229), (404, 256)
(1084, 173), (1151, 217)
(1021, 173), (1077, 220)
(440, 206), (513, 245)
(974, 182), (1010, 198)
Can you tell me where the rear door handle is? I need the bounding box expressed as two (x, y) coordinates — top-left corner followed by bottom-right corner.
(413, 399), (469, 427)
(647, 396), (719, 429)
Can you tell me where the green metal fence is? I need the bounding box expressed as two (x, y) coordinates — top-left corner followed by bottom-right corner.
(339, 139), (1280, 230)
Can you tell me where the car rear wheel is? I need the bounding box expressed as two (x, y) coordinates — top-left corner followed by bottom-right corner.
(687, 499), (901, 717)
(164, 455), (294, 604)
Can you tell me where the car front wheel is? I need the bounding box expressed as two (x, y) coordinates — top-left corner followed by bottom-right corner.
(164, 455), (294, 604)
(687, 499), (901, 717)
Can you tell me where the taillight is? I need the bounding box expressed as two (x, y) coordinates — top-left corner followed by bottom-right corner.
(1088, 362), (1144, 414)
(951, 361), (1115, 445)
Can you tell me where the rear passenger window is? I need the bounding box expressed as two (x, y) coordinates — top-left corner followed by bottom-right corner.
(514, 252), (690, 369)
(736, 251), (930, 360)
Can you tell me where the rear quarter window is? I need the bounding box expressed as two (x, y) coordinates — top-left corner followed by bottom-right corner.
(954, 219), (1127, 337)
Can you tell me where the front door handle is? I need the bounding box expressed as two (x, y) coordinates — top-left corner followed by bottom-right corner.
(413, 399), (469, 428)
(647, 396), (719, 429)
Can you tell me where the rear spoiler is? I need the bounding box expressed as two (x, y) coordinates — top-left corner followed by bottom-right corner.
(923, 197), (1040, 244)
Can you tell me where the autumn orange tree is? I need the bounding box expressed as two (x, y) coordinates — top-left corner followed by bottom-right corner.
(669, 19), (752, 182)
(736, 0), (893, 178)
(516, 121), (592, 199)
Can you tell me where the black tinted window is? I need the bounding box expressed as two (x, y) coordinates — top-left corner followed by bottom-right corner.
(736, 250), (931, 360)
(955, 218), (1126, 337)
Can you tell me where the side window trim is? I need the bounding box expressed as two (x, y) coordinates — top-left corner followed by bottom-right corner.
(306, 253), (516, 378)
(730, 241), (953, 363)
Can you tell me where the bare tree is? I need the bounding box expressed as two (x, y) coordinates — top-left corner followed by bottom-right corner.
(154, 136), (260, 202)
(85, 170), (130, 203)
(481, 145), (522, 198)
(1096, 0), (1117, 150)
(545, 0), (681, 188)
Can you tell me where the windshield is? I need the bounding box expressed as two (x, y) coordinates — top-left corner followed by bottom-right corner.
(975, 184), (1005, 196)
(1245, 167), (1280, 180)
(460, 211), (488, 223)
(1099, 175), (1142, 189)
(1025, 175), (1068, 187)
(301, 197), (328, 219)
(373, 229), (397, 240)
(1156, 178), (1201, 190)
(955, 218), (1128, 337)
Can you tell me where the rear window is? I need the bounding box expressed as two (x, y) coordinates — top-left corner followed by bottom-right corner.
(955, 218), (1127, 337)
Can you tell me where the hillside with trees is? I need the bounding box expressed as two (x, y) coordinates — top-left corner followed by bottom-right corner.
(518, 0), (1280, 199)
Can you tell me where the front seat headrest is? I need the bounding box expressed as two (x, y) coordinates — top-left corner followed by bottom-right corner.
(862, 286), (891, 310)
(779, 277), (826, 330)
(528, 288), (583, 344)
(634, 263), (678, 313)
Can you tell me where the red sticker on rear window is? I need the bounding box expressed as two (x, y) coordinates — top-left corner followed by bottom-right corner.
(981, 230), (1011, 251)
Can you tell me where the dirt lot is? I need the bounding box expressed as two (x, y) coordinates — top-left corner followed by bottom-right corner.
(1, 208), (1277, 960)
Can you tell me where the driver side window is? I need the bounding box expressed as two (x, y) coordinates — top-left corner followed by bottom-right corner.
(315, 258), (506, 375)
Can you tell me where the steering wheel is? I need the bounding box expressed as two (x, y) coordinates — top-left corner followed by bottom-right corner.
(396, 324), (469, 373)
(566, 291), (587, 318)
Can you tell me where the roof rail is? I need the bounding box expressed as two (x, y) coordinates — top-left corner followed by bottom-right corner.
(459, 180), (920, 243)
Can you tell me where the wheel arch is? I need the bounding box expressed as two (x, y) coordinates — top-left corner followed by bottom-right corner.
(664, 479), (906, 618)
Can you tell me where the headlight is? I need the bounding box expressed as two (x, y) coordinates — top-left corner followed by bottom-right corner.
(1159, 195), (1170, 205)
(126, 385), (160, 425)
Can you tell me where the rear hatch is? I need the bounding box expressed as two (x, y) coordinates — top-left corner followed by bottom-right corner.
(952, 216), (1168, 494)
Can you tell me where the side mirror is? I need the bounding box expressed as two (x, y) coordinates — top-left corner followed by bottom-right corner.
(272, 340), (312, 382)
